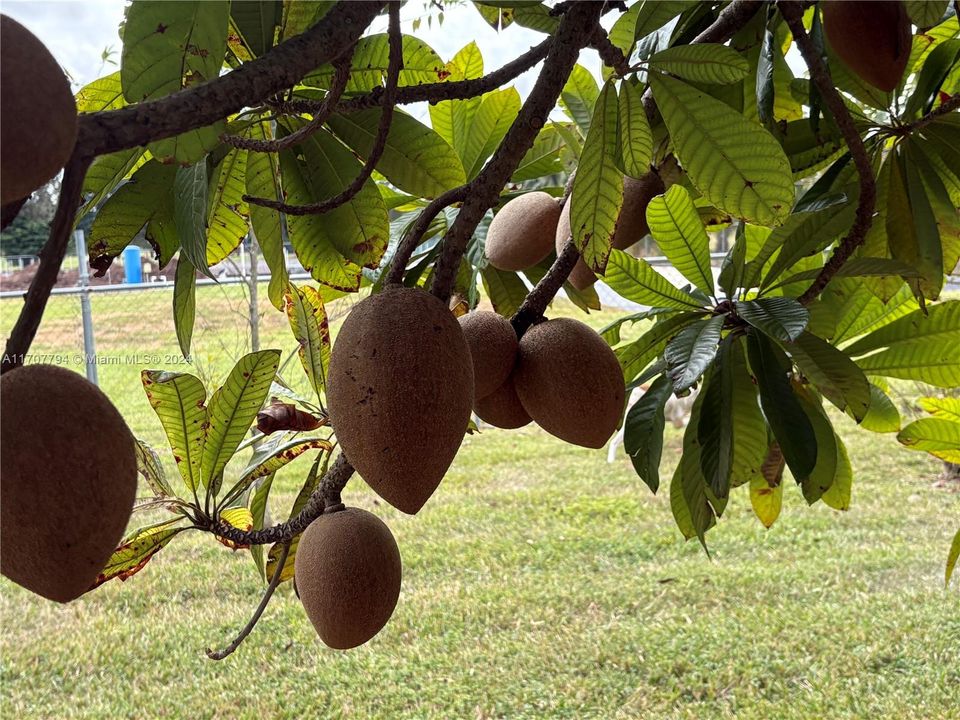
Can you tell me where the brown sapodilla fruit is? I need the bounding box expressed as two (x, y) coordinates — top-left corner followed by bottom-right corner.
(327, 286), (474, 514)
(0, 16), (78, 205)
(485, 191), (562, 271)
(475, 375), (532, 429)
(458, 310), (518, 399)
(514, 318), (625, 448)
(822, 1), (911, 92)
(0, 364), (137, 602)
(558, 171), (666, 290)
(294, 507), (402, 649)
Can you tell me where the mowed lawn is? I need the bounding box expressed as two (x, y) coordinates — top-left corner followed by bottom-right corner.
(1, 285), (958, 719)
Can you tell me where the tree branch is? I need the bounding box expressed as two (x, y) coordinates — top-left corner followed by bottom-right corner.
(206, 541), (290, 660)
(779, 1), (877, 305)
(212, 452), (354, 546)
(243, 2), (403, 216)
(428, 1), (604, 302)
(383, 186), (470, 286)
(892, 93), (960, 135)
(220, 50), (354, 153)
(75, 1), (385, 158)
(2, 151), (91, 374)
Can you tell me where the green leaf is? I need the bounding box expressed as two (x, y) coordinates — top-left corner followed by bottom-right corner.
(279, 0), (330, 42)
(307, 34), (445, 92)
(946, 527), (960, 588)
(135, 439), (173, 498)
(79, 149), (148, 221)
(121, 1), (229, 102)
(267, 452), (327, 582)
(205, 149), (249, 266)
(617, 81), (653, 178)
(905, 38), (960, 117)
(795, 388), (839, 505)
(737, 297), (809, 342)
(888, 146), (943, 298)
(603, 249), (704, 310)
(201, 350), (281, 492)
(327, 109), (466, 198)
(750, 441), (785, 528)
(480, 266), (528, 317)
(230, 0), (280, 57)
(245, 124), (287, 309)
(570, 81), (623, 274)
(559, 64), (599, 135)
(609, 0), (691, 56)
(215, 507), (254, 549)
(248, 473), (274, 579)
(459, 88), (520, 180)
(698, 337), (767, 498)
(781, 118), (846, 178)
(428, 43), (483, 162)
(649, 72), (794, 226)
(278, 126), (388, 291)
(665, 315), (724, 392)
(88, 161), (176, 272)
(844, 301), (960, 387)
(616, 312), (702, 382)
(760, 202), (858, 288)
(906, 0), (950, 28)
(747, 331), (817, 482)
(833, 282), (918, 344)
(859, 384), (902, 433)
(76, 71), (126, 112)
(512, 125), (566, 182)
(141, 370), (207, 494)
(623, 375), (672, 493)
(89, 519), (185, 590)
(174, 162), (211, 277)
(918, 396), (960, 422)
(673, 392), (717, 545)
(645, 185), (714, 296)
(172, 256), (196, 359)
(649, 44), (749, 84)
(284, 283), (331, 404)
(898, 418), (960, 463)
(785, 332), (871, 421)
(820, 433), (853, 511)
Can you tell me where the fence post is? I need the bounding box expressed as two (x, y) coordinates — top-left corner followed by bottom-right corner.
(74, 230), (98, 385)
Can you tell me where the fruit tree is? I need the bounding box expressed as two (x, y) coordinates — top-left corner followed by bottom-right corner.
(1, 0), (959, 657)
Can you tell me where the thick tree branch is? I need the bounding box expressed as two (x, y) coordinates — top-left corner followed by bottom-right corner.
(76, 1), (385, 158)
(779, 1), (877, 305)
(206, 541), (290, 661)
(243, 2), (403, 216)
(212, 453), (353, 546)
(221, 52), (354, 153)
(429, 1), (604, 302)
(2, 151), (91, 374)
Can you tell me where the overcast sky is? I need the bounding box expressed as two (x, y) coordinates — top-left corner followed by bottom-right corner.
(0, 1), (605, 96)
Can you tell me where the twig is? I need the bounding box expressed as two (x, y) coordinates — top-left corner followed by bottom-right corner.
(779, 1), (877, 305)
(512, 241), (582, 337)
(243, 3), (403, 216)
(590, 24), (631, 76)
(76, 1), (385, 158)
(384, 186), (470, 285)
(212, 452), (353, 546)
(428, 2), (604, 302)
(891, 93), (960, 135)
(275, 37), (554, 116)
(220, 52), (354, 153)
(206, 541), (290, 660)
(2, 151), (91, 374)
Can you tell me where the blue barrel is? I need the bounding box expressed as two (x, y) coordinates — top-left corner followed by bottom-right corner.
(123, 246), (142, 284)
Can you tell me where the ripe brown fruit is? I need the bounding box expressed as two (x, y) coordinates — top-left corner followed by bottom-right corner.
(458, 310), (518, 399)
(1, 16), (78, 205)
(294, 507), (402, 650)
(327, 286), (474, 514)
(558, 171), (665, 290)
(485, 191), (562, 271)
(514, 318), (625, 448)
(822, 1), (911, 92)
(475, 376), (531, 429)
(0, 364), (137, 602)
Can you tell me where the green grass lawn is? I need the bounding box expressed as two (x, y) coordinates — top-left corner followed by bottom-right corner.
(1, 287), (958, 719)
